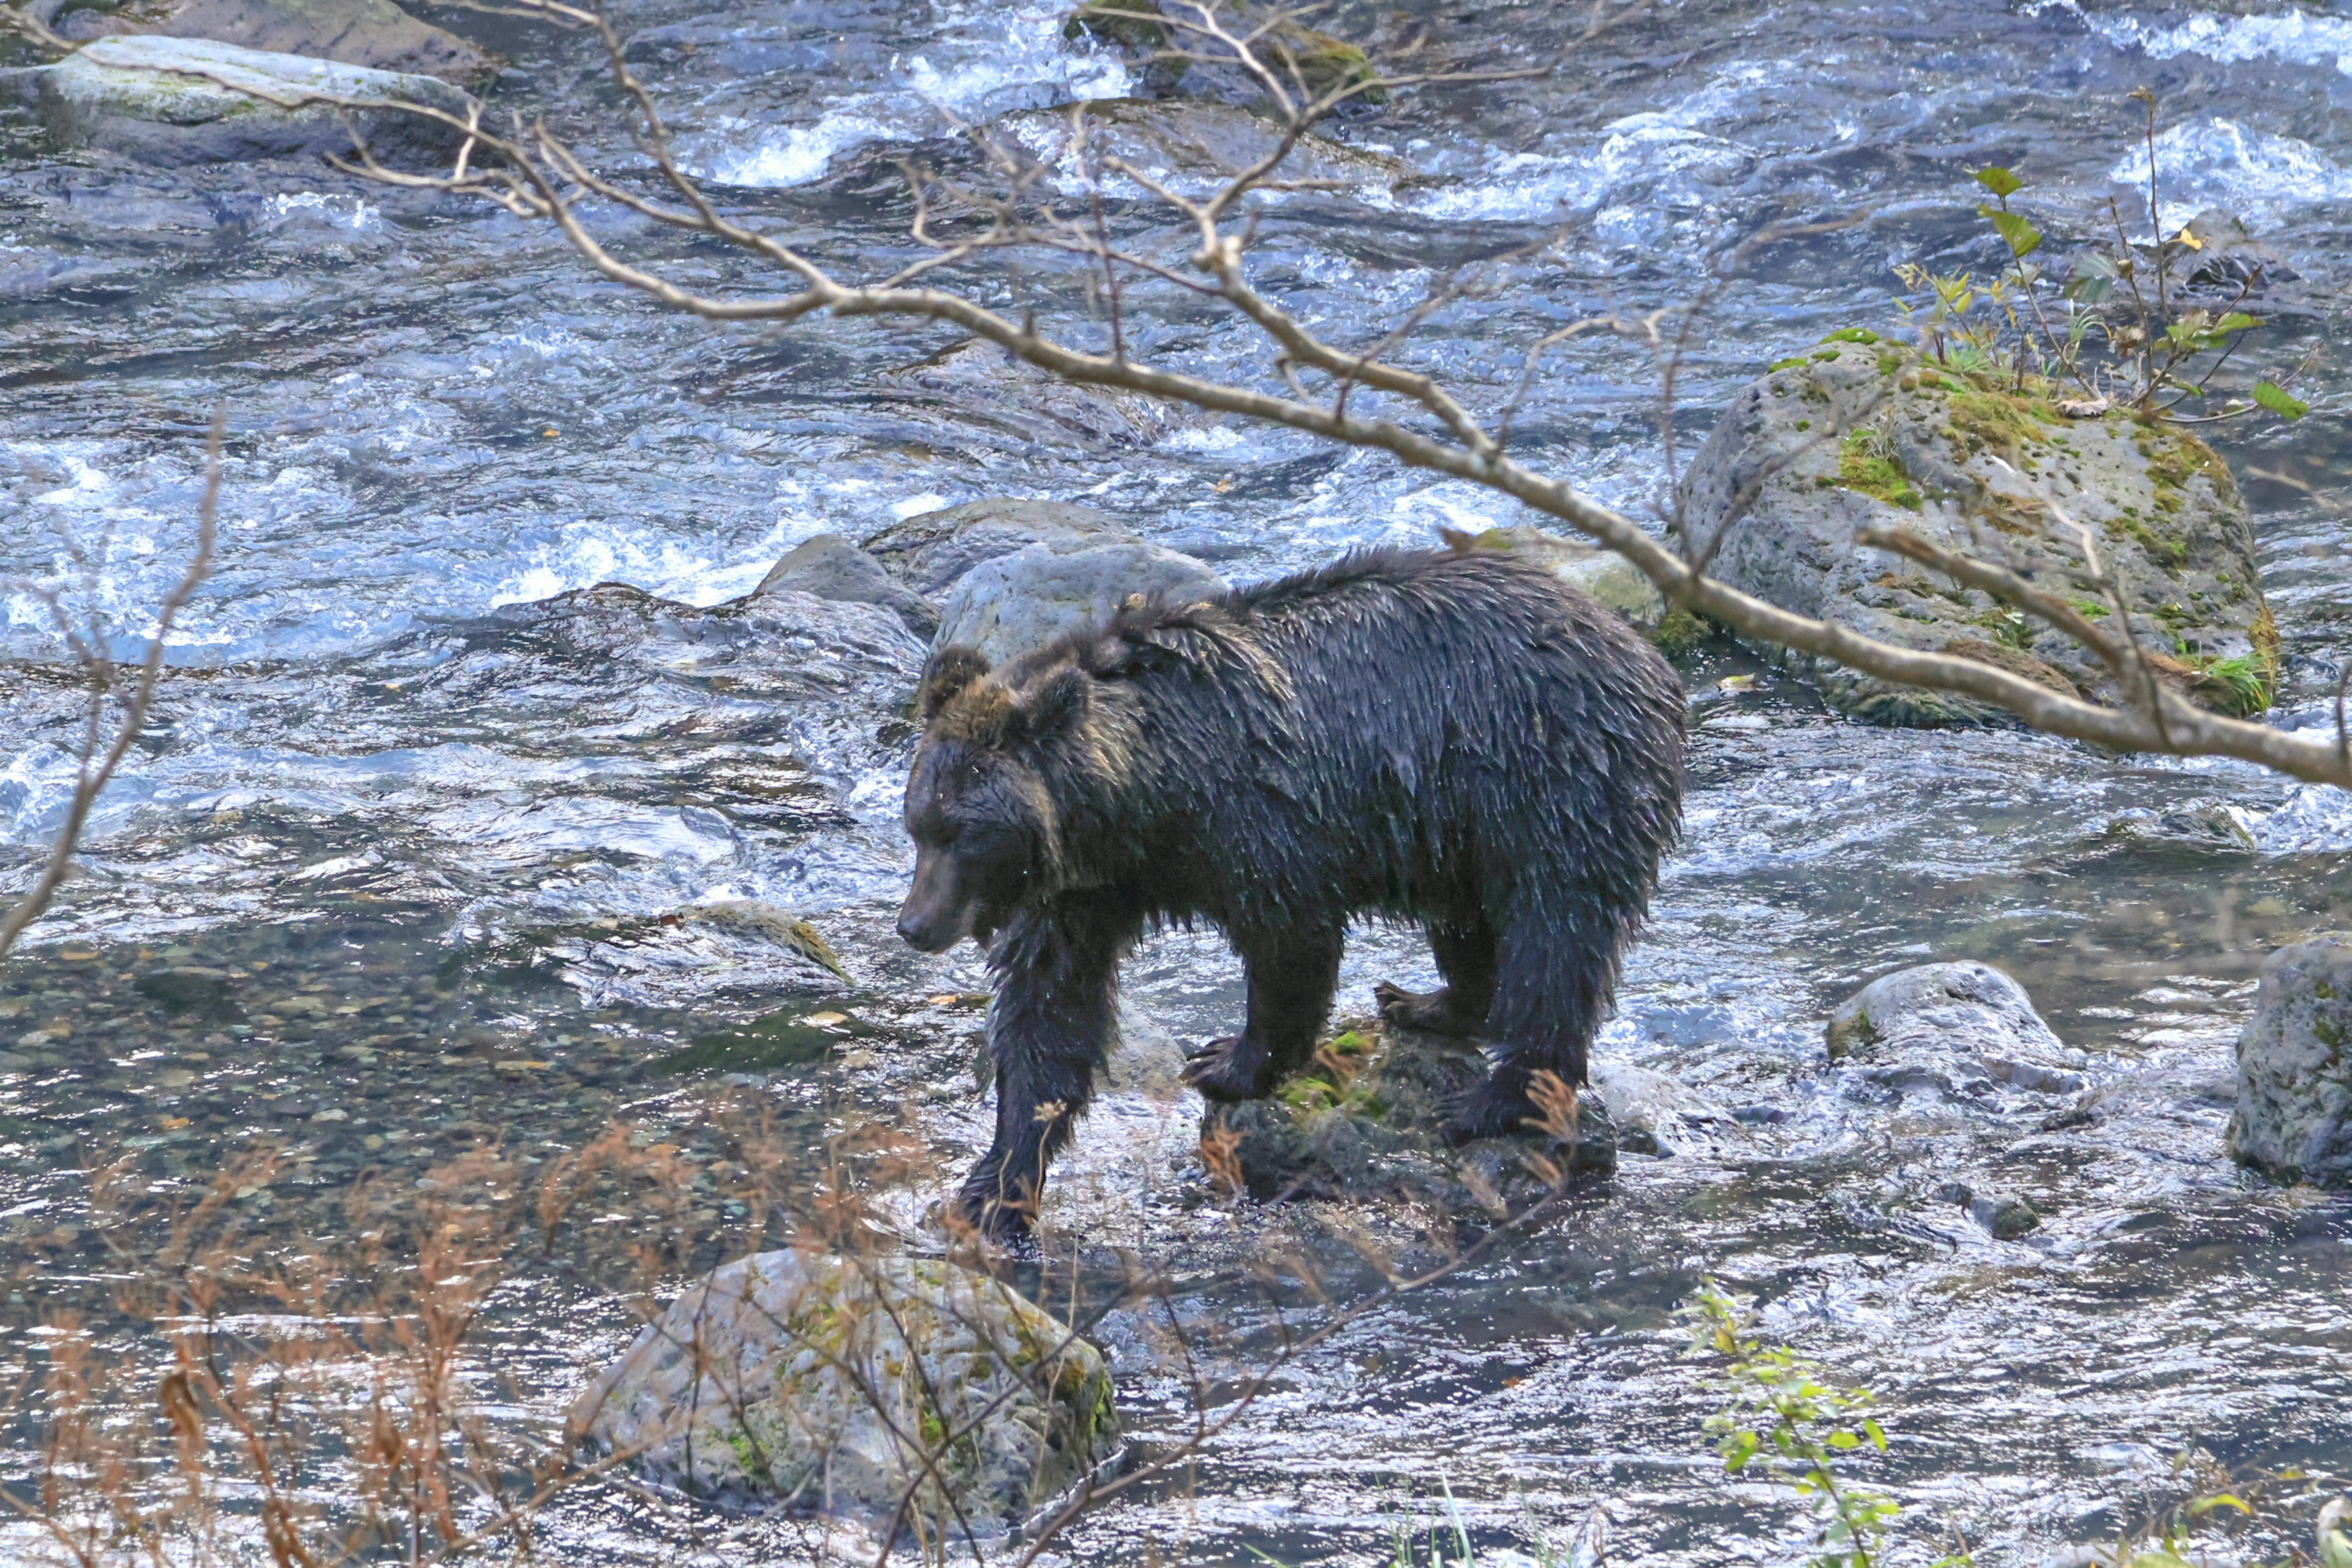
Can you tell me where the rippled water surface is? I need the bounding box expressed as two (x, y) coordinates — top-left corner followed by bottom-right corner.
(5, 0), (2352, 1561)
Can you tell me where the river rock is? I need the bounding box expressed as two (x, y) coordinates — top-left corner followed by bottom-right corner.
(34, 36), (475, 165)
(1440, 526), (1667, 628)
(752, 534), (938, 640)
(1675, 337), (2274, 726)
(53, 0), (489, 83)
(2226, 934), (2352, 1187)
(1204, 1019), (1616, 1218)
(572, 1250), (1117, 1531)
(863, 497), (1121, 599)
(134, 965), (241, 1019)
(933, 535), (1226, 666)
(1826, 961), (2087, 1097)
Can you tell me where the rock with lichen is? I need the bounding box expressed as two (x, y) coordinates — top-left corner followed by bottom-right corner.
(572, 1250), (1117, 1533)
(1200, 1019), (1616, 1220)
(53, 0), (491, 83)
(2227, 933), (2352, 1188)
(1675, 334), (2274, 726)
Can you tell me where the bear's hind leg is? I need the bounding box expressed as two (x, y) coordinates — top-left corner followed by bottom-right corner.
(1184, 926), (1343, 1102)
(1449, 891), (1629, 1144)
(1375, 918), (1496, 1038)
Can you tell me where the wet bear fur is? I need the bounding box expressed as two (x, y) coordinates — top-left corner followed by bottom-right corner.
(897, 547), (1685, 1237)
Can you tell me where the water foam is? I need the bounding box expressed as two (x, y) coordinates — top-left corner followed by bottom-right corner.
(2109, 116), (2352, 227)
(2084, 6), (2352, 76)
(696, 2), (1131, 189)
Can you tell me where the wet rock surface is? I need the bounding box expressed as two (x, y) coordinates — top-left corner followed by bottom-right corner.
(933, 535), (1226, 665)
(1204, 1019), (1617, 1219)
(2228, 933), (2352, 1188)
(1677, 342), (2274, 725)
(575, 1248), (1117, 1530)
(53, 0), (490, 83)
(863, 497), (1123, 600)
(32, 34), (475, 165)
(1827, 961), (2089, 1098)
(752, 533), (939, 640)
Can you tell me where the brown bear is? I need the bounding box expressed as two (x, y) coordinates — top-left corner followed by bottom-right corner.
(897, 547), (1684, 1236)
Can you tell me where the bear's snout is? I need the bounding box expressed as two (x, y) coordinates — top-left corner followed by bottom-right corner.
(897, 850), (973, 952)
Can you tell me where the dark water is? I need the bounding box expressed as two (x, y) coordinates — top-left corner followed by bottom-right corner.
(4, 0), (2352, 1561)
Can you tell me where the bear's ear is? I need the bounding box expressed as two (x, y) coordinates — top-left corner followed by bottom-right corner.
(919, 646), (993, 723)
(1014, 665), (1089, 744)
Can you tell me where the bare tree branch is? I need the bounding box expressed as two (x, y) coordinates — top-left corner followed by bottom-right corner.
(0, 409), (221, 963)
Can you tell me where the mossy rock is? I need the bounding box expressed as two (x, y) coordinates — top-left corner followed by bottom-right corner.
(1202, 1019), (1615, 1219)
(573, 1251), (1117, 1534)
(1675, 336), (2274, 725)
(1262, 18), (1385, 104)
(1063, 0), (1167, 51)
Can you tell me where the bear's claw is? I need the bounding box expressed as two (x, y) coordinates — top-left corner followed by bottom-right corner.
(1444, 1073), (1541, 1146)
(1374, 979), (1484, 1038)
(1182, 1035), (1272, 1101)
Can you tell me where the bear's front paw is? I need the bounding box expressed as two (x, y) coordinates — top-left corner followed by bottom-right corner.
(1445, 1071), (1540, 1146)
(1182, 1035), (1273, 1102)
(951, 1172), (1038, 1242)
(1374, 980), (1483, 1038)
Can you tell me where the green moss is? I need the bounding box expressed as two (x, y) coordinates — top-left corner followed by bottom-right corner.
(1940, 383), (2060, 464)
(1063, 1), (1167, 48)
(1767, 356), (1807, 372)
(1649, 606), (1713, 658)
(1795, 418), (1811, 431)
(1265, 20), (1384, 101)
(2066, 595), (2111, 620)
(1838, 430), (1923, 510)
(1820, 328), (1881, 344)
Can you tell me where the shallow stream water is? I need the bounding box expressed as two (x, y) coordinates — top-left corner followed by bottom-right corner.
(5, 0), (2352, 1562)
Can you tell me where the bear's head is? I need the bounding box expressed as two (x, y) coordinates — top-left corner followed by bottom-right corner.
(896, 646), (1090, 952)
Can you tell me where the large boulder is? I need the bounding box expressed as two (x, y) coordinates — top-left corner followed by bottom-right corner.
(2227, 934), (2352, 1187)
(1826, 961), (2088, 1097)
(863, 497), (1121, 600)
(571, 1250), (1117, 1532)
(34, 35), (475, 165)
(933, 535), (1226, 666)
(1205, 1018), (1616, 1219)
(1676, 337), (2274, 725)
(752, 533), (939, 640)
(53, 0), (489, 83)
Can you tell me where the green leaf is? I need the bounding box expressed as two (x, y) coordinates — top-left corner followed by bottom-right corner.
(2253, 380), (2309, 421)
(1972, 165), (2024, 198)
(1978, 205), (2043, 258)
(2212, 311), (2261, 334)
(1828, 1431), (1861, 1449)
(1862, 1418), (1888, 1451)
(2187, 1493), (2252, 1516)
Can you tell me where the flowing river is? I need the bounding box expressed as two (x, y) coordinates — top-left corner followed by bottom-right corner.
(4, 0), (2352, 1561)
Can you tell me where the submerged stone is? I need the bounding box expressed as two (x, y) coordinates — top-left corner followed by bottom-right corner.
(35, 35), (476, 165)
(1676, 342), (2273, 726)
(573, 1250), (1117, 1532)
(2227, 933), (2352, 1188)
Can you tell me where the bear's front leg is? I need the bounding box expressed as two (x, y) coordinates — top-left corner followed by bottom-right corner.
(957, 895), (1140, 1238)
(1183, 925), (1343, 1102)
